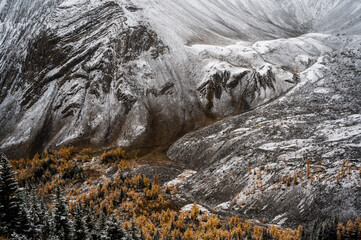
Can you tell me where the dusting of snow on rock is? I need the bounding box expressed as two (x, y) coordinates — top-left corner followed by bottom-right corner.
(181, 203), (210, 216)
(165, 170), (197, 187)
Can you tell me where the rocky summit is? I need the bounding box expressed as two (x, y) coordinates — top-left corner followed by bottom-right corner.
(0, 0), (360, 229)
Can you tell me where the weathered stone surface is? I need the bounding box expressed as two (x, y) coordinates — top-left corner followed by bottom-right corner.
(168, 38), (361, 226)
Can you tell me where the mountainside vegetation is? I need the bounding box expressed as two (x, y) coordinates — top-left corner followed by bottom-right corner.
(1, 147), (360, 239)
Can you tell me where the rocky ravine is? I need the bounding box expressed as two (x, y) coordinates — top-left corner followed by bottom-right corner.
(1, 0), (361, 227)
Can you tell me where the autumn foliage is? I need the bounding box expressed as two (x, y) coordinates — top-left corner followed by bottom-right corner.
(5, 147), (361, 240)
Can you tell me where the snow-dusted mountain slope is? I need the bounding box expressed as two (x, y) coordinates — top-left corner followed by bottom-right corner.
(137, 0), (361, 45)
(0, 0), (360, 162)
(168, 36), (361, 226)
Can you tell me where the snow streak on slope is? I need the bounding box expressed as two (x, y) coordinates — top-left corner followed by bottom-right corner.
(135, 0), (361, 45)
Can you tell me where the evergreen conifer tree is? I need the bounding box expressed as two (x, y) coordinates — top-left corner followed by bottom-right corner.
(104, 215), (126, 240)
(53, 183), (71, 240)
(0, 154), (25, 236)
(39, 199), (54, 239)
(73, 205), (86, 240)
(23, 191), (42, 239)
(17, 191), (30, 236)
(84, 207), (97, 240)
(96, 212), (107, 240)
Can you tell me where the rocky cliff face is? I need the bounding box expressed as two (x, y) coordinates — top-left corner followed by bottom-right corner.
(0, 0), (174, 156)
(1, 0), (360, 226)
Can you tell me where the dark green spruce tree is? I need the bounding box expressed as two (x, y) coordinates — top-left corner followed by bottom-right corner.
(96, 212), (107, 240)
(53, 183), (71, 240)
(73, 205), (86, 240)
(84, 206), (100, 240)
(39, 198), (54, 239)
(104, 215), (127, 240)
(0, 154), (27, 237)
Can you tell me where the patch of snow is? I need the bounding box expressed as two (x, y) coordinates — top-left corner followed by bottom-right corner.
(272, 213), (286, 223)
(314, 87), (330, 94)
(164, 170), (197, 187)
(277, 217), (288, 225)
(180, 203), (210, 215)
(216, 201), (231, 211)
